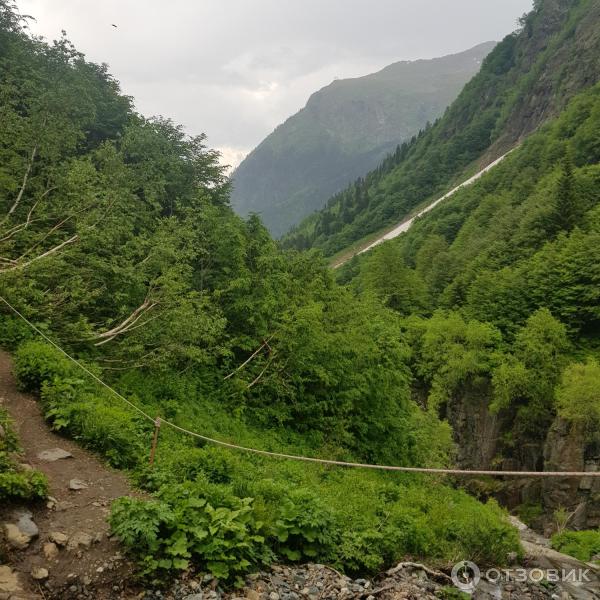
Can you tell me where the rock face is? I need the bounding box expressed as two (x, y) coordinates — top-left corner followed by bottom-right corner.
(445, 383), (503, 470)
(543, 417), (600, 529)
(447, 387), (599, 530)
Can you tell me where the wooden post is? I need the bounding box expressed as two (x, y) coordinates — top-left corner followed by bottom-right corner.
(149, 416), (161, 466)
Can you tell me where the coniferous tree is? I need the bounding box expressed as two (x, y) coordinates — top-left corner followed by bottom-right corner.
(555, 148), (578, 231)
(545, 148), (579, 235)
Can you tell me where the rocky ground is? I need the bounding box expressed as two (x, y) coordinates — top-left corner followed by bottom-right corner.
(139, 559), (596, 600)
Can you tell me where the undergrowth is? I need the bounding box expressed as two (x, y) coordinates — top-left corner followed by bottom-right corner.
(551, 530), (600, 562)
(10, 339), (522, 582)
(0, 406), (48, 502)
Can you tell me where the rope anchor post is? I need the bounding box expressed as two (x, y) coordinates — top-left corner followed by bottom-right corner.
(149, 416), (161, 466)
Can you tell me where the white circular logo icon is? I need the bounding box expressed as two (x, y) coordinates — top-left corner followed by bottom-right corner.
(451, 560), (481, 592)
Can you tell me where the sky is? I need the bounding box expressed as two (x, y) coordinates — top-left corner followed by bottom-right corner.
(17, 0), (533, 169)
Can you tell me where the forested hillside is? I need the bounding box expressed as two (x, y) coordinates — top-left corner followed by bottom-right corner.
(284, 0), (600, 256)
(335, 54), (600, 532)
(0, 0), (520, 588)
(2, 0), (600, 593)
(231, 42), (494, 237)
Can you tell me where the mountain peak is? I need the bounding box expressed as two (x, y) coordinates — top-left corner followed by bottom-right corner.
(230, 42), (495, 237)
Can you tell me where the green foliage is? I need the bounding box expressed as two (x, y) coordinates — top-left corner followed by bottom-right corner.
(355, 242), (429, 315)
(491, 309), (569, 428)
(42, 384), (145, 469)
(556, 359), (600, 435)
(551, 530), (600, 562)
(0, 316), (34, 349)
(273, 489), (336, 561)
(0, 1), (527, 583)
(515, 503), (544, 527)
(13, 342), (145, 468)
(242, 290), (451, 465)
(334, 485), (520, 571)
(0, 469), (48, 501)
(439, 588), (471, 600)
(0, 407), (19, 452)
(0, 407), (48, 501)
(405, 311), (502, 410)
(14, 341), (73, 392)
(134, 445), (239, 491)
(546, 149), (581, 233)
(110, 487), (271, 583)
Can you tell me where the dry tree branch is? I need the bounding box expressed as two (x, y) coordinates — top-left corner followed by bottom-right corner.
(3, 143), (38, 223)
(91, 298), (158, 345)
(224, 334), (274, 380)
(0, 234), (79, 273)
(20, 195), (100, 259)
(247, 353), (276, 389)
(0, 198), (43, 242)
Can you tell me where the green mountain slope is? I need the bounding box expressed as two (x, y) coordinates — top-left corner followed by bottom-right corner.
(342, 76), (600, 529)
(231, 42), (495, 237)
(284, 0), (600, 255)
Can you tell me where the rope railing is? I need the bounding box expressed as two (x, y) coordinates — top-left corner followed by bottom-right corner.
(1, 294), (598, 479)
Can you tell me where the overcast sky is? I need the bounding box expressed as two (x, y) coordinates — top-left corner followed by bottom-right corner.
(18, 0), (532, 168)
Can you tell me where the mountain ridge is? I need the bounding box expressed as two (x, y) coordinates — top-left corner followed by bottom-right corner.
(284, 0), (600, 256)
(230, 42), (495, 236)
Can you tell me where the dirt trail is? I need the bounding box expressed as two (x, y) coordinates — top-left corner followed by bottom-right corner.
(0, 349), (140, 599)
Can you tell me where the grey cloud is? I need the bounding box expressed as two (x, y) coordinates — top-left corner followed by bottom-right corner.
(18, 0), (533, 165)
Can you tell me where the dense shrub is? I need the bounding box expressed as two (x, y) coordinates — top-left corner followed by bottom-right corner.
(552, 530), (600, 561)
(272, 488), (336, 561)
(0, 408), (48, 501)
(40, 378), (145, 469)
(110, 483), (271, 583)
(556, 359), (600, 436)
(0, 469), (48, 501)
(14, 341), (74, 392)
(134, 444), (240, 491)
(0, 316), (34, 350)
(335, 486), (520, 571)
(13, 342), (146, 469)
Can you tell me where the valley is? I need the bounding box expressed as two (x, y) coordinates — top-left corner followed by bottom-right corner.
(0, 0), (599, 598)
